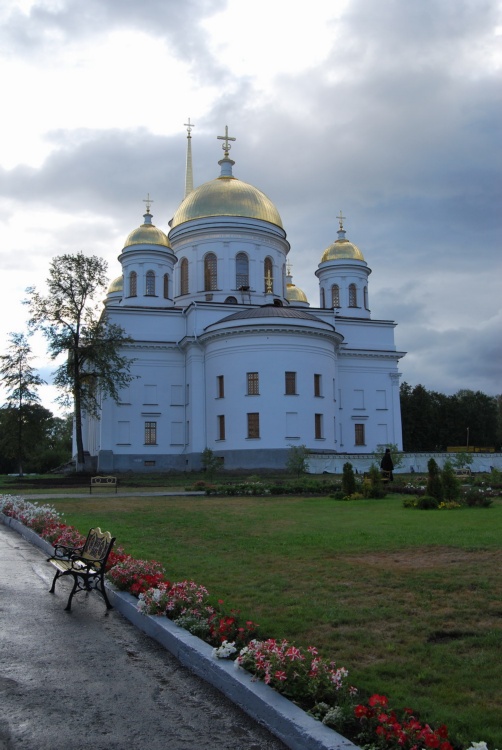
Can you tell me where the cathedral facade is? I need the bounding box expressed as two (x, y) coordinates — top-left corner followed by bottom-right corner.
(84, 128), (405, 472)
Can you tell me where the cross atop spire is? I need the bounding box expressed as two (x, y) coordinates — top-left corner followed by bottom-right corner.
(184, 118), (195, 137)
(217, 125), (236, 157)
(143, 193), (154, 213)
(337, 210), (346, 230)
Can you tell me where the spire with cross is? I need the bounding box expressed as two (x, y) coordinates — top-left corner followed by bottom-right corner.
(184, 118), (195, 198)
(217, 126), (236, 157)
(337, 210), (346, 230)
(142, 193), (154, 224)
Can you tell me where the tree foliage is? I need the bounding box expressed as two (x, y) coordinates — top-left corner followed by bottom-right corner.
(286, 444), (310, 476)
(0, 405), (72, 474)
(25, 252), (134, 470)
(400, 383), (500, 451)
(0, 332), (46, 474)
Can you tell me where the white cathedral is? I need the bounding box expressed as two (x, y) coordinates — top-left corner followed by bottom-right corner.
(83, 126), (405, 472)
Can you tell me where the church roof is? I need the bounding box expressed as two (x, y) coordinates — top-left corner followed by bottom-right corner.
(170, 129), (283, 230)
(214, 306), (326, 324)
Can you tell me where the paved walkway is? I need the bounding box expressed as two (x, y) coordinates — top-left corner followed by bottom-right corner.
(0, 522), (286, 750)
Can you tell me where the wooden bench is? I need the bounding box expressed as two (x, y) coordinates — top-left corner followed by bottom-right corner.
(90, 475), (118, 494)
(48, 527), (116, 612)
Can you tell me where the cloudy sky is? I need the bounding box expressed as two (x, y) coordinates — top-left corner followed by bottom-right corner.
(1, 0), (501, 413)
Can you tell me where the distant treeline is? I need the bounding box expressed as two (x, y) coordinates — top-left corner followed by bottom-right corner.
(400, 383), (502, 452)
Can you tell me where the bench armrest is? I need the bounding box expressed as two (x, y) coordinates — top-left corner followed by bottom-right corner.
(52, 543), (84, 559)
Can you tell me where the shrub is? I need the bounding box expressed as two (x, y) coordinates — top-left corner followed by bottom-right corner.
(441, 460), (461, 501)
(417, 495), (439, 510)
(463, 489), (493, 508)
(427, 458), (443, 502)
(286, 444), (310, 476)
(342, 462), (356, 497)
(362, 464), (387, 499)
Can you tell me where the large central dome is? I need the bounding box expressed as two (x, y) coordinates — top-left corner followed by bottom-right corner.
(170, 175), (283, 229)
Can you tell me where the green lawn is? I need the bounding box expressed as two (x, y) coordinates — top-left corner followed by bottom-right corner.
(43, 493), (502, 747)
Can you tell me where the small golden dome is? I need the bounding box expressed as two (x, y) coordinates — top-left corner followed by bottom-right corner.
(286, 282), (308, 303)
(124, 210), (171, 249)
(321, 218), (365, 263)
(108, 275), (123, 293)
(321, 238), (364, 263)
(170, 176), (283, 229)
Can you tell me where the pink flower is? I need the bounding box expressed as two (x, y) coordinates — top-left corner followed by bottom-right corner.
(274, 670), (287, 681)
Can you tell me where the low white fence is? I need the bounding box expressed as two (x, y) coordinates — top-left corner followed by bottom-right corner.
(308, 452), (502, 475)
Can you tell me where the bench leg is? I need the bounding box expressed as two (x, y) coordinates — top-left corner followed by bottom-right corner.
(49, 569), (61, 594)
(64, 576), (80, 612)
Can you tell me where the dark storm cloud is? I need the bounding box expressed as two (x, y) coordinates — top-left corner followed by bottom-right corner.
(0, 128), (186, 221)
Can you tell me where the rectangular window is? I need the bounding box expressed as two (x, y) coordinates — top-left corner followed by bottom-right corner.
(353, 389), (365, 409)
(285, 371), (297, 395)
(217, 414), (225, 441)
(376, 389), (387, 409)
(315, 413), (323, 439)
(144, 421), (157, 445)
(314, 374), (322, 397)
(355, 423), (365, 446)
(217, 375), (224, 398)
(247, 372), (259, 395)
(143, 384), (157, 404)
(247, 412), (260, 439)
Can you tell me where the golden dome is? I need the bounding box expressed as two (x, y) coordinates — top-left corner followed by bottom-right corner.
(321, 238), (364, 262)
(170, 176), (283, 229)
(108, 275), (123, 293)
(124, 211), (171, 249)
(286, 282), (308, 303)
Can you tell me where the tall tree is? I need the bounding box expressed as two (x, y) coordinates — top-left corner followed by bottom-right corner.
(0, 332), (46, 474)
(26, 252), (134, 471)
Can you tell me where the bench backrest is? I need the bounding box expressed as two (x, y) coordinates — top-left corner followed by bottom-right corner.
(91, 476), (117, 485)
(81, 527), (115, 569)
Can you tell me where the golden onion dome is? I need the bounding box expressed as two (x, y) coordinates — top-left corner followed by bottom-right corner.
(108, 275), (123, 294)
(321, 219), (365, 263)
(286, 282), (308, 303)
(124, 210), (171, 249)
(170, 175), (283, 229)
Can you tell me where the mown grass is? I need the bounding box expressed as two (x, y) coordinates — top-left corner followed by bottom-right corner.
(40, 493), (502, 746)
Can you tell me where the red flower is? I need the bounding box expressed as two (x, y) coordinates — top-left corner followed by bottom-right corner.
(369, 693), (389, 708)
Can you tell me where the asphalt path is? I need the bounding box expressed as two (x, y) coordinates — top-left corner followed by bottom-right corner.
(0, 523), (286, 750)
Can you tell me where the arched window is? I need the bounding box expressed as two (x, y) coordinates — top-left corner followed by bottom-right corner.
(349, 283), (357, 307)
(129, 271), (137, 297)
(180, 258), (189, 296)
(146, 270), (155, 296)
(332, 284), (340, 308)
(320, 287), (325, 308)
(224, 296), (237, 304)
(236, 252), (249, 289)
(204, 252), (217, 291)
(264, 257), (273, 293)
(163, 273), (169, 299)
(364, 286), (368, 309)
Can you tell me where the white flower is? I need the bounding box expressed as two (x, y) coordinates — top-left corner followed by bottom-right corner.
(213, 640), (237, 659)
(467, 743), (493, 750)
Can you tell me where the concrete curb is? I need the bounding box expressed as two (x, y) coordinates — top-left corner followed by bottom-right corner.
(0, 513), (359, 750)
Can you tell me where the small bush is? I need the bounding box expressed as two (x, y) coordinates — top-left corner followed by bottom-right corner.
(342, 462), (356, 497)
(463, 489), (493, 508)
(416, 495), (439, 510)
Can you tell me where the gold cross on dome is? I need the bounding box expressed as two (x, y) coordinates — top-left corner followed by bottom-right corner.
(217, 125), (236, 156)
(184, 118), (195, 136)
(143, 193), (154, 213)
(337, 210), (346, 230)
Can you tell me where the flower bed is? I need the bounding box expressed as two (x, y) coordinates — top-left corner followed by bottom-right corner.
(0, 494), (494, 750)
